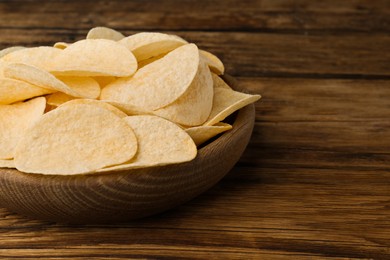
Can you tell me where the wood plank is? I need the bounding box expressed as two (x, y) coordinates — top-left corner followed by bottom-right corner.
(0, 247), (336, 260)
(0, 77), (389, 258)
(241, 78), (390, 123)
(0, 0), (388, 32)
(1, 29), (389, 77)
(240, 77), (390, 170)
(244, 77), (390, 153)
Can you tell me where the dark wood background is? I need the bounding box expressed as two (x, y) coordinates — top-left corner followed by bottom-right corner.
(1, 0), (389, 258)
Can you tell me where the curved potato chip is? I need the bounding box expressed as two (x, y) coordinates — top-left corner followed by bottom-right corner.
(0, 46), (25, 59)
(87, 27), (125, 41)
(47, 92), (76, 107)
(53, 42), (70, 49)
(14, 104), (138, 175)
(98, 115), (197, 172)
(60, 99), (127, 118)
(185, 122), (232, 146)
(119, 32), (187, 61)
(0, 97), (46, 159)
(4, 63), (99, 99)
(153, 60), (213, 126)
(50, 39), (137, 77)
(0, 159), (15, 168)
(101, 43), (199, 110)
(200, 50), (225, 75)
(212, 73), (231, 90)
(0, 78), (53, 104)
(1, 46), (62, 70)
(204, 88), (261, 126)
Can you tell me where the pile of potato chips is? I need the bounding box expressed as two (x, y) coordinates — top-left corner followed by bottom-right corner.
(0, 27), (260, 175)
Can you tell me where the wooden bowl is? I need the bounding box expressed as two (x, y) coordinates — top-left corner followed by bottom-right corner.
(0, 76), (255, 224)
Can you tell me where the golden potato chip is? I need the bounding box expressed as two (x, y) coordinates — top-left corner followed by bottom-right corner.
(50, 39), (137, 77)
(4, 63), (100, 99)
(200, 50), (225, 75)
(14, 104), (138, 175)
(0, 46), (25, 59)
(46, 92), (75, 107)
(0, 159), (15, 168)
(185, 122), (232, 146)
(0, 77), (54, 104)
(60, 99), (127, 118)
(86, 27), (125, 41)
(53, 42), (70, 49)
(101, 43), (199, 110)
(204, 88), (261, 126)
(153, 60), (213, 126)
(98, 115), (197, 172)
(0, 97), (46, 159)
(119, 32), (187, 61)
(211, 73), (231, 90)
(1, 46), (62, 70)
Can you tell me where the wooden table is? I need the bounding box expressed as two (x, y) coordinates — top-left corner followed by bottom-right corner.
(1, 1), (389, 258)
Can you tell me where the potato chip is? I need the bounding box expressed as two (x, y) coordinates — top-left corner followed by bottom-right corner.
(1, 46), (62, 70)
(185, 122), (232, 146)
(0, 159), (15, 168)
(153, 60), (213, 126)
(53, 42), (70, 49)
(200, 50), (224, 75)
(4, 63), (100, 99)
(212, 73), (231, 89)
(0, 78), (54, 105)
(100, 43), (199, 110)
(204, 88), (261, 126)
(86, 27), (125, 41)
(119, 32), (187, 61)
(0, 46), (25, 59)
(0, 97), (46, 159)
(14, 104), (138, 175)
(50, 39), (137, 77)
(98, 115), (197, 172)
(46, 92), (75, 107)
(60, 99), (127, 118)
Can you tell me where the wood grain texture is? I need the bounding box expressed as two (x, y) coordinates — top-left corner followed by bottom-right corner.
(1, 29), (389, 78)
(0, 0), (389, 32)
(0, 0), (389, 259)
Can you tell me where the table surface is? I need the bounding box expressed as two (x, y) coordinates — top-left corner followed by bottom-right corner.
(1, 1), (389, 259)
